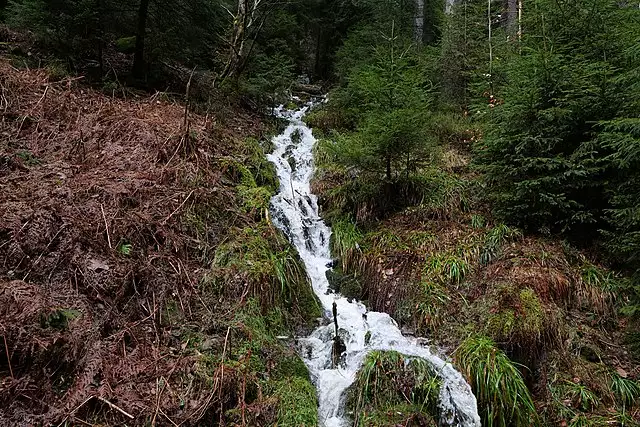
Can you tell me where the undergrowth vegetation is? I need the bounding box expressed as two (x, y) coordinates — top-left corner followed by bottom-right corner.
(346, 351), (440, 426)
(311, 76), (640, 424)
(455, 336), (537, 427)
(0, 62), (319, 425)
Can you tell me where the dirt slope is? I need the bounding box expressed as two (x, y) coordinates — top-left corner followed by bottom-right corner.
(0, 60), (317, 426)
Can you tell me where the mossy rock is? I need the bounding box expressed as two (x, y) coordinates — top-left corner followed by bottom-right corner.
(326, 267), (362, 301)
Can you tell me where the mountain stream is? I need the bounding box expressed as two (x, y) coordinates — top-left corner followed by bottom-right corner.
(267, 101), (481, 427)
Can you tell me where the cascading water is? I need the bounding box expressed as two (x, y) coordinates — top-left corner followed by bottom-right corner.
(267, 100), (481, 427)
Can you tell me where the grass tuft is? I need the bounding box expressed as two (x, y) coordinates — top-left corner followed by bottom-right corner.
(347, 351), (440, 426)
(425, 253), (470, 285)
(331, 217), (363, 271)
(454, 335), (537, 427)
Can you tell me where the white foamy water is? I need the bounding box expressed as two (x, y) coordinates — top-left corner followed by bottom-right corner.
(267, 101), (481, 427)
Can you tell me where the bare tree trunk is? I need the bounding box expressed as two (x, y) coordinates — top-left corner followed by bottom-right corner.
(506, 0), (518, 37)
(414, 0), (425, 43)
(133, 0), (151, 79)
(220, 0), (270, 81)
(518, 0), (523, 42)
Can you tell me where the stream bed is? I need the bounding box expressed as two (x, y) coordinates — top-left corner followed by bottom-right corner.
(267, 101), (481, 427)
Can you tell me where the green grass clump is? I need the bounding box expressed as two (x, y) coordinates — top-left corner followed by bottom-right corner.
(454, 336), (537, 427)
(480, 224), (521, 265)
(561, 380), (600, 411)
(609, 372), (640, 408)
(425, 253), (470, 285)
(347, 351), (441, 426)
(416, 281), (450, 331)
(331, 217), (363, 270)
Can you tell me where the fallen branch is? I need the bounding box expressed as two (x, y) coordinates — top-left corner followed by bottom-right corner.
(101, 204), (112, 249)
(162, 190), (195, 225)
(97, 396), (134, 420)
(2, 335), (13, 379)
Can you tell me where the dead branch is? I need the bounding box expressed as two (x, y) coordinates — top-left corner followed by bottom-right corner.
(97, 396), (134, 420)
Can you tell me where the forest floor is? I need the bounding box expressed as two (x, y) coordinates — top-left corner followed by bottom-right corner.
(0, 57), (320, 425)
(309, 110), (640, 425)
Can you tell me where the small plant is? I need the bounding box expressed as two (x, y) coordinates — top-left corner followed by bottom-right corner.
(117, 242), (133, 256)
(40, 308), (81, 330)
(562, 380), (600, 411)
(454, 335), (537, 427)
(609, 373), (640, 408)
(471, 214), (486, 229)
(416, 281), (450, 331)
(16, 150), (41, 165)
(480, 224), (521, 265)
(426, 254), (470, 285)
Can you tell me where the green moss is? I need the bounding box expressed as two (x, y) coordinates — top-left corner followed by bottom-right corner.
(114, 36), (136, 53)
(273, 353), (310, 381)
(272, 377), (318, 426)
(40, 308), (81, 330)
(354, 403), (437, 427)
(486, 287), (545, 347)
(326, 266), (362, 300)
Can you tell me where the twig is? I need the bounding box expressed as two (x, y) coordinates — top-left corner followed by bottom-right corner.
(16, 85), (48, 137)
(159, 408), (180, 427)
(57, 395), (95, 427)
(151, 377), (166, 426)
(43, 76), (85, 87)
(162, 190), (195, 225)
(101, 204), (112, 249)
(183, 66), (197, 130)
(2, 335), (13, 379)
(97, 396), (134, 420)
(219, 326), (231, 426)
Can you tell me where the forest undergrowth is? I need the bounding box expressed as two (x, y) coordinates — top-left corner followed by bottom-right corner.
(0, 57), (320, 425)
(308, 106), (640, 426)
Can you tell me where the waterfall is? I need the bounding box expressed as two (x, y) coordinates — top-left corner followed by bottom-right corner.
(267, 101), (481, 427)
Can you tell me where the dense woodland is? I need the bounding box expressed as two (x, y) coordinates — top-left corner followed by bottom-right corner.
(1, 0), (640, 425)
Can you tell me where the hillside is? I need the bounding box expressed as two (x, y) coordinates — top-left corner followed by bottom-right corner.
(307, 106), (640, 425)
(0, 59), (320, 425)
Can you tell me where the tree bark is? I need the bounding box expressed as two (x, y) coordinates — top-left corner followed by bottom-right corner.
(414, 0), (425, 43)
(132, 0), (151, 79)
(506, 0), (518, 36)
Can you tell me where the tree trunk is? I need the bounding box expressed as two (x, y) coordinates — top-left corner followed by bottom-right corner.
(414, 0), (424, 43)
(506, 0), (518, 36)
(386, 156), (392, 180)
(132, 0), (151, 79)
(445, 0), (456, 14)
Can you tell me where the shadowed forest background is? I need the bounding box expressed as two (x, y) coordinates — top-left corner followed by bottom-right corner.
(0, 0), (640, 425)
